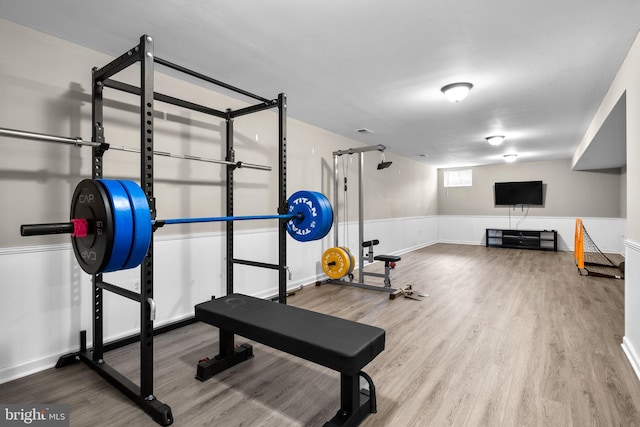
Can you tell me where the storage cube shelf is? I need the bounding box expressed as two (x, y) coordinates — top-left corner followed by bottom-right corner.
(486, 229), (557, 252)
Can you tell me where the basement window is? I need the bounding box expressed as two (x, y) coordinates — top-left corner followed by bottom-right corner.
(444, 169), (472, 187)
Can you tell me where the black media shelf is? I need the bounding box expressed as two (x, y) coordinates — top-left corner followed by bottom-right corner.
(486, 228), (557, 252)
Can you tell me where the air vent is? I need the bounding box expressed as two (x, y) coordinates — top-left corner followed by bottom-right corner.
(355, 128), (374, 134)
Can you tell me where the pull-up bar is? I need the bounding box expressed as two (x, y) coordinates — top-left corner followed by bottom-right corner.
(155, 57), (271, 104)
(0, 127), (271, 171)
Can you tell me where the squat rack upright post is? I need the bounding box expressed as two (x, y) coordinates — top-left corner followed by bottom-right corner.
(55, 34), (172, 426)
(54, 34), (288, 426)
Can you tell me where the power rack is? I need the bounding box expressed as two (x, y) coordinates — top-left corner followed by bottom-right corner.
(54, 34), (288, 426)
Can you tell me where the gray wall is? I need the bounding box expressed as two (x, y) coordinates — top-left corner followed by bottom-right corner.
(0, 18), (437, 248)
(438, 159), (623, 217)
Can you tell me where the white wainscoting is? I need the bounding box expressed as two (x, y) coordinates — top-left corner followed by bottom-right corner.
(438, 215), (626, 253)
(0, 216), (438, 384)
(1, 214), (625, 383)
(623, 239), (640, 382)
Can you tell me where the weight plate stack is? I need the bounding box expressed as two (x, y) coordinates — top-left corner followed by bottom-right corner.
(321, 247), (352, 279)
(339, 246), (356, 274)
(70, 179), (114, 275)
(97, 179), (135, 273)
(119, 180), (152, 270)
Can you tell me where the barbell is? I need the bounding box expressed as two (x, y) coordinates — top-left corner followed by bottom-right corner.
(20, 179), (333, 274)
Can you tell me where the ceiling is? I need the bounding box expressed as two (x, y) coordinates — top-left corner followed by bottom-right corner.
(1, 0), (639, 168)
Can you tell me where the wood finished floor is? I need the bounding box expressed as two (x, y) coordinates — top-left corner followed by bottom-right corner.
(1, 243), (639, 426)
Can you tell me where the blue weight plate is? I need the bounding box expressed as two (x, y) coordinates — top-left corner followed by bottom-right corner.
(286, 190), (333, 242)
(307, 191), (332, 241)
(310, 191), (330, 242)
(316, 192), (333, 240)
(119, 180), (152, 270)
(286, 190), (315, 242)
(323, 194), (334, 237)
(97, 179), (134, 272)
(312, 191), (332, 241)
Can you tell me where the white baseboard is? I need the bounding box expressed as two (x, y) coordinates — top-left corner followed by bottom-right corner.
(0, 354), (62, 385)
(438, 239), (484, 246)
(0, 313), (196, 385)
(622, 336), (640, 382)
(396, 240), (439, 254)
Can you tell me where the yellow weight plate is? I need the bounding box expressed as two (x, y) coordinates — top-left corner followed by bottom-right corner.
(340, 246), (356, 274)
(322, 247), (351, 279)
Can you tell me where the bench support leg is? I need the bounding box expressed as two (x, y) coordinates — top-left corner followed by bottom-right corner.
(383, 262), (392, 287)
(324, 372), (376, 427)
(195, 330), (254, 382)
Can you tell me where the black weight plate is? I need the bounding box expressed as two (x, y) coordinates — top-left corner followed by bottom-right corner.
(70, 179), (114, 274)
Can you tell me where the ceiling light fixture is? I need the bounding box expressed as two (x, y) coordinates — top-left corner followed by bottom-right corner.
(503, 153), (518, 162)
(441, 82), (473, 103)
(486, 135), (505, 146)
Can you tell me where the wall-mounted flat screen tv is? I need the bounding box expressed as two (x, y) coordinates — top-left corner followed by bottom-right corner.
(494, 181), (543, 206)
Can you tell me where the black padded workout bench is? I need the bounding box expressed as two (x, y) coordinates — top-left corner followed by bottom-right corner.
(195, 294), (385, 426)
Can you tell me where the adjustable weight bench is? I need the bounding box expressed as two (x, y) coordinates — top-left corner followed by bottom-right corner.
(195, 294), (385, 426)
(362, 240), (401, 288)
